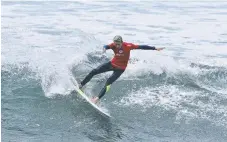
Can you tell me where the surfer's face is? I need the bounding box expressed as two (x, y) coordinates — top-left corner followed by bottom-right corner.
(114, 42), (122, 48)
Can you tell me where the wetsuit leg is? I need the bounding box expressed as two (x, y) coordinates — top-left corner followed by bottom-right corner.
(98, 69), (124, 99)
(80, 62), (112, 87)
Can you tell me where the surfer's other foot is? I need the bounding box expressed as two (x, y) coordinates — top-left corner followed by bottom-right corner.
(91, 96), (99, 104)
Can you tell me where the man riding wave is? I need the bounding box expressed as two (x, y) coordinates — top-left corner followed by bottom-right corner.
(79, 35), (165, 103)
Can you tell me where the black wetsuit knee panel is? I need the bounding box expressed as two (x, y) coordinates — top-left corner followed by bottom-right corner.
(91, 69), (98, 75)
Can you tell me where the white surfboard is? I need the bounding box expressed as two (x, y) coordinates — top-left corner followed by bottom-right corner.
(71, 78), (111, 118)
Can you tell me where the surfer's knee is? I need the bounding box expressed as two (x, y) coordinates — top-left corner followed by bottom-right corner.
(90, 69), (98, 75)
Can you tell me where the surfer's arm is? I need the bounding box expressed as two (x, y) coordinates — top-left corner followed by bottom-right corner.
(103, 45), (110, 49)
(137, 45), (156, 50)
(103, 44), (114, 53)
(102, 45), (109, 53)
(128, 43), (164, 51)
(136, 45), (165, 51)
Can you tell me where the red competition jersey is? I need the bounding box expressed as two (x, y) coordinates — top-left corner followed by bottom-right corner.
(108, 42), (139, 69)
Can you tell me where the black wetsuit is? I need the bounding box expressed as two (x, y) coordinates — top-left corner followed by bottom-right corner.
(80, 44), (156, 99)
(80, 62), (124, 99)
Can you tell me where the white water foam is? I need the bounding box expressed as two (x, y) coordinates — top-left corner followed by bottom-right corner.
(118, 85), (227, 127)
(2, 21), (100, 97)
(2, 1), (227, 98)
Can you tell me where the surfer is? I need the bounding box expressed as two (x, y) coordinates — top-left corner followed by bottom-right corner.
(79, 35), (165, 103)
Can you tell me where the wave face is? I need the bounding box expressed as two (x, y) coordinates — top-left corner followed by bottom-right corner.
(2, 1), (227, 142)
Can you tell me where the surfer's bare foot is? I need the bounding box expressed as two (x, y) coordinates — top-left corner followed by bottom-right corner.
(91, 96), (99, 104)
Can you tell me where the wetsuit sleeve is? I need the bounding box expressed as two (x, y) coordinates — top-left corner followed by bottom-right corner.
(127, 43), (139, 50)
(103, 45), (110, 49)
(103, 43), (115, 49)
(136, 45), (156, 50)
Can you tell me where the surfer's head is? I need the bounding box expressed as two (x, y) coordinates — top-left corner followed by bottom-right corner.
(113, 35), (123, 48)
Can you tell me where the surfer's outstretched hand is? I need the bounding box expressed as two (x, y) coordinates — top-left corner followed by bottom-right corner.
(91, 96), (99, 104)
(156, 47), (165, 51)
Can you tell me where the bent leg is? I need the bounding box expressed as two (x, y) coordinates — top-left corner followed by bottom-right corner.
(98, 70), (124, 99)
(80, 62), (112, 87)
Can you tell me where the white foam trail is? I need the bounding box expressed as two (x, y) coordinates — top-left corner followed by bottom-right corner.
(2, 22), (100, 97)
(118, 85), (227, 127)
